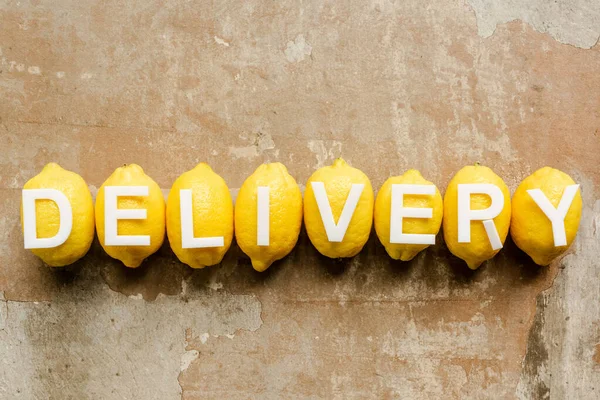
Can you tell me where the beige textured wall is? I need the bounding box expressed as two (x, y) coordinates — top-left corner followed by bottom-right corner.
(1, 0), (600, 398)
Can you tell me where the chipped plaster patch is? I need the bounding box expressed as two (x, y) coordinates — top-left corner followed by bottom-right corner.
(229, 131), (275, 159)
(284, 34), (312, 63)
(447, 121), (519, 165)
(229, 145), (259, 159)
(199, 333), (210, 344)
(381, 312), (492, 359)
(517, 174), (600, 399)
(467, 0), (600, 48)
(180, 350), (199, 371)
(0, 285), (262, 399)
(206, 275), (223, 291)
(214, 36), (230, 47)
(307, 140), (342, 168)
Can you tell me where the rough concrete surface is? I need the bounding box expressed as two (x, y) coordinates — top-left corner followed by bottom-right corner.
(0, 0), (599, 398)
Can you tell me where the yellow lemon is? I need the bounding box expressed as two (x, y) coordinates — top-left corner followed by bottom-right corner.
(511, 167), (582, 266)
(374, 169), (443, 261)
(235, 163), (302, 272)
(304, 158), (373, 258)
(21, 163), (95, 266)
(95, 164), (165, 268)
(443, 165), (511, 269)
(166, 163), (233, 269)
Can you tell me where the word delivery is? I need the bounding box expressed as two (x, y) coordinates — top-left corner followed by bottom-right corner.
(21, 159), (582, 271)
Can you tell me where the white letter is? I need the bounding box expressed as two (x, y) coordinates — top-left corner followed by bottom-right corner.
(104, 186), (150, 246)
(390, 184), (436, 245)
(311, 181), (364, 242)
(458, 184), (504, 250)
(527, 184), (580, 247)
(180, 189), (224, 248)
(22, 189), (73, 249)
(257, 186), (270, 246)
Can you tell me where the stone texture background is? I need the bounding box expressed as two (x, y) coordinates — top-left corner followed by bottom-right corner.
(1, 0), (599, 398)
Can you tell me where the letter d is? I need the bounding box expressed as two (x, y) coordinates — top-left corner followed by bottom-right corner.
(22, 189), (73, 249)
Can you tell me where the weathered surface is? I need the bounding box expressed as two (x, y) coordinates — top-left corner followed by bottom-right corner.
(468, 0), (600, 48)
(1, 0), (599, 398)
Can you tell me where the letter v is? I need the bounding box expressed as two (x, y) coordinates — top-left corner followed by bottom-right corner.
(311, 181), (364, 242)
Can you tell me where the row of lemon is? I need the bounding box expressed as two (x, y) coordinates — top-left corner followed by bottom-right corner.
(22, 160), (581, 270)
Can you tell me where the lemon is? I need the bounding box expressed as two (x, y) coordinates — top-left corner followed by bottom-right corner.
(304, 158), (373, 258)
(374, 169), (443, 261)
(95, 164), (165, 268)
(166, 163), (233, 269)
(443, 165), (511, 269)
(235, 163), (302, 272)
(21, 163), (95, 266)
(510, 167), (582, 266)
